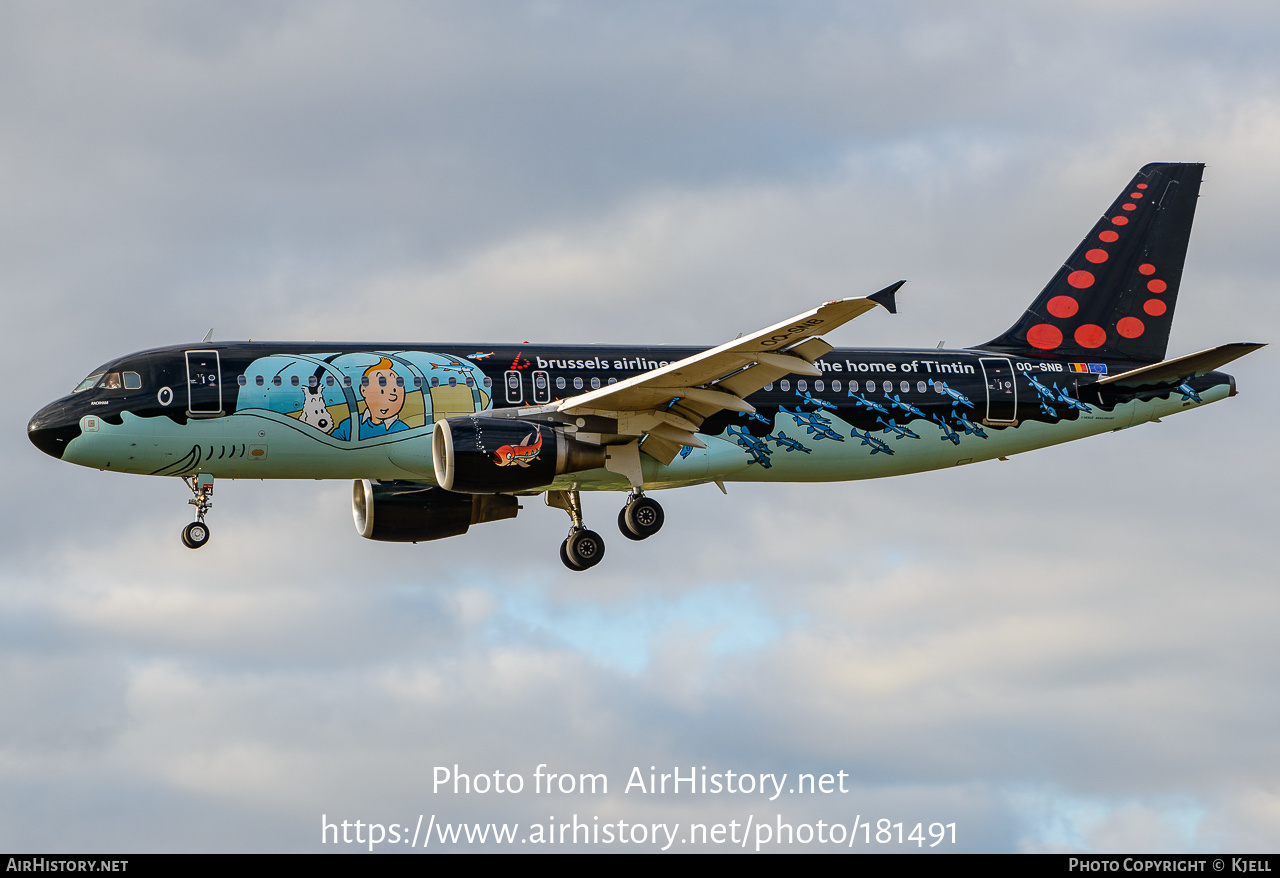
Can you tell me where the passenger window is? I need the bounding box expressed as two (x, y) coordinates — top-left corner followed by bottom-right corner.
(933, 381), (944, 393)
(396, 376), (405, 388)
(448, 377), (457, 387)
(326, 375), (335, 387)
(607, 377), (617, 385)
(764, 383), (774, 391)
(814, 380), (824, 392)
(343, 376), (352, 388)
(482, 377), (492, 388)
(831, 380), (841, 392)
(361, 376), (370, 388)
(573, 377), (583, 390)
(466, 376), (474, 387)
(797, 380), (808, 392)
(237, 375), (247, 387)
(431, 377), (439, 387)
(290, 375), (300, 387)
(377, 375), (387, 387)
(590, 377), (601, 390)
(308, 375), (319, 388)
(272, 376), (282, 387)
(883, 380), (892, 393)
(779, 379), (790, 391)
(901, 380), (910, 393)
(917, 381), (927, 393)
(255, 375), (264, 387)
(556, 377), (566, 390)
(124, 372), (143, 390)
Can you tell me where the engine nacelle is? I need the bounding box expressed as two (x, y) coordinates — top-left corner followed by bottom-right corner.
(352, 479), (519, 542)
(432, 416), (607, 493)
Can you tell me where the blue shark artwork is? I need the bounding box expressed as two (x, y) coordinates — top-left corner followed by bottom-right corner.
(796, 389), (838, 411)
(953, 414), (988, 439)
(1025, 373), (1061, 416)
(936, 381), (975, 409)
(28, 163), (1264, 571)
(933, 414), (961, 445)
(852, 429), (895, 455)
(886, 393), (927, 420)
(780, 405), (832, 428)
(1049, 382), (1092, 413)
(726, 424), (773, 467)
(876, 417), (921, 440)
(767, 432), (812, 454)
(847, 392), (890, 415)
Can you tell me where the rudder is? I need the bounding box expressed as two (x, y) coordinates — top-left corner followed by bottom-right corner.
(981, 162), (1204, 363)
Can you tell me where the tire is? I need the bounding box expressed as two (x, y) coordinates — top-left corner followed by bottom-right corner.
(560, 537), (584, 570)
(618, 507), (644, 541)
(183, 521), (210, 549)
(623, 497), (664, 540)
(566, 529), (605, 569)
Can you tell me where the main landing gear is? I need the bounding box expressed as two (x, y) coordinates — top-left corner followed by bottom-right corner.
(181, 473), (214, 549)
(617, 491), (664, 541)
(546, 489), (664, 571)
(546, 490), (605, 571)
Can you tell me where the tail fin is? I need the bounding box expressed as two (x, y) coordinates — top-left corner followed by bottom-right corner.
(981, 162), (1204, 363)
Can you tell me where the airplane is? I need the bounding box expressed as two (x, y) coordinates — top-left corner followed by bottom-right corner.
(28, 163), (1264, 571)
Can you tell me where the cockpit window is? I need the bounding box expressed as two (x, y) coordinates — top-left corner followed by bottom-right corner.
(123, 372), (142, 390)
(73, 363), (113, 393)
(73, 373), (106, 393)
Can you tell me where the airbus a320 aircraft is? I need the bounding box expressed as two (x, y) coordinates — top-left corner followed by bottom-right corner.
(28, 163), (1262, 570)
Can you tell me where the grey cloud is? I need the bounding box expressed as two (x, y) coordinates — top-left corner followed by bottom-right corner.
(3, 0), (1279, 852)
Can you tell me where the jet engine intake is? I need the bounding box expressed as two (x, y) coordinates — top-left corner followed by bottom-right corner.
(352, 479), (519, 542)
(433, 416), (607, 493)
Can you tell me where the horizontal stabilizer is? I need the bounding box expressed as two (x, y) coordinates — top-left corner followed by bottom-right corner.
(1094, 342), (1265, 388)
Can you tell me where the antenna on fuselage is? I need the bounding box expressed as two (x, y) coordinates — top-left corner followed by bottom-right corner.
(201, 328), (213, 343)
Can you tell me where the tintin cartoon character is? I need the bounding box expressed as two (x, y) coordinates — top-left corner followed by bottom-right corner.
(332, 358), (410, 440)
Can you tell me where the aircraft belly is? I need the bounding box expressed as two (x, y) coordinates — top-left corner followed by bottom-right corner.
(54, 380), (1228, 485)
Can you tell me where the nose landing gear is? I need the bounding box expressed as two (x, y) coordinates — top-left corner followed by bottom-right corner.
(181, 474), (214, 549)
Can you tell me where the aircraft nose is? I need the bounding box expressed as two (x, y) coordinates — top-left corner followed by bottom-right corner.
(28, 402), (81, 460)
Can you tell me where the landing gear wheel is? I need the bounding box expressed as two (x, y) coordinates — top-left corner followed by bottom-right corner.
(618, 507), (644, 541)
(564, 529), (605, 570)
(560, 537), (584, 570)
(182, 521), (210, 549)
(621, 496), (664, 540)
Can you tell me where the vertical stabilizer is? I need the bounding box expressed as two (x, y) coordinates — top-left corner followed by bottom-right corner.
(981, 163), (1203, 363)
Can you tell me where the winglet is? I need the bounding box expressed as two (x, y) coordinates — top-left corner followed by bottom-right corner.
(866, 280), (905, 315)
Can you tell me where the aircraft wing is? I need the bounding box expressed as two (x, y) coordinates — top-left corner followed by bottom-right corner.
(1093, 342), (1265, 388)
(554, 281), (902, 464)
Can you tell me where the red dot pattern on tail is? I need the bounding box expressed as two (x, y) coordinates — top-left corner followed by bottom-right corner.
(1021, 172), (1181, 351)
(1027, 324), (1064, 350)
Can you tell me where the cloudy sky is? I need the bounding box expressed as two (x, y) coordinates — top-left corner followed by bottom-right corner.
(3, 0), (1278, 853)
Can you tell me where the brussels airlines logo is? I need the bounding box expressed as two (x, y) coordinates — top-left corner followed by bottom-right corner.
(493, 430), (543, 468)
